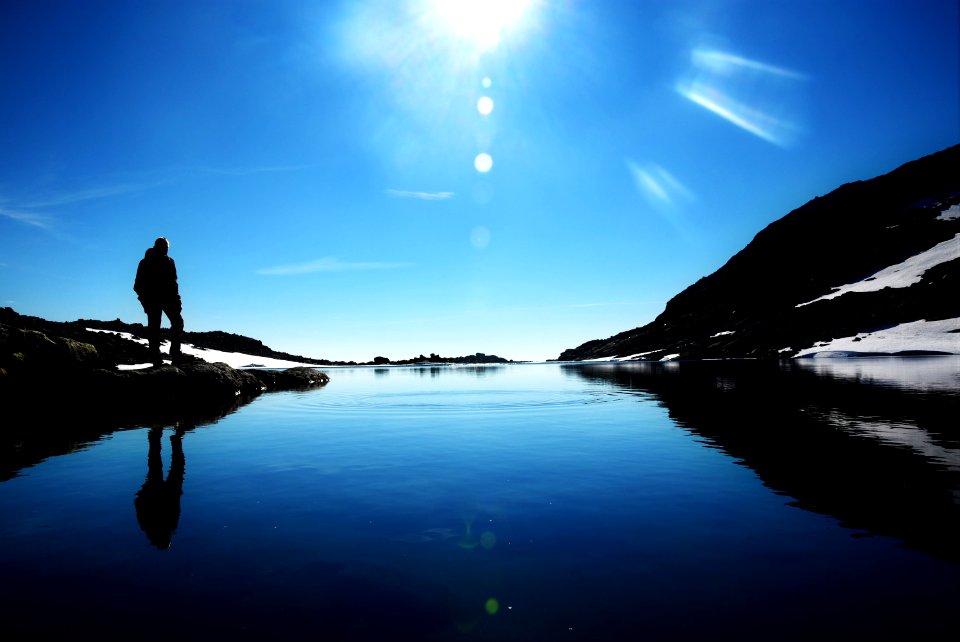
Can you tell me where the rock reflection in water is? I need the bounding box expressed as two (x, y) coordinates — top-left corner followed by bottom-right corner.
(0, 395), (246, 482)
(564, 357), (960, 562)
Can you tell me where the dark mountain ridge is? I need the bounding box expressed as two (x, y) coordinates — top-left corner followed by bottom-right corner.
(558, 145), (960, 361)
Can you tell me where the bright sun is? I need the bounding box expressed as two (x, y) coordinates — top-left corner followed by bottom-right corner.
(428, 0), (535, 51)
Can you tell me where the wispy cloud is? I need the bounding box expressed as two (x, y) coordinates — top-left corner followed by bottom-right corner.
(199, 164), (316, 177)
(256, 257), (413, 276)
(1, 178), (167, 235)
(22, 183), (154, 208)
(566, 302), (646, 309)
(385, 189), (455, 201)
(691, 50), (807, 80)
(0, 207), (56, 230)
(626, 160), (695, 213)
(676, 48), (807, 147)
(2, 165), (311, 236)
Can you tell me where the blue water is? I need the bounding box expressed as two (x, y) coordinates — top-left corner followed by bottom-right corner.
(1, 360), (958, 640)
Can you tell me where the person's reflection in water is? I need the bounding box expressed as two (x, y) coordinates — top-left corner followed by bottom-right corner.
(134, 426), (186, 550)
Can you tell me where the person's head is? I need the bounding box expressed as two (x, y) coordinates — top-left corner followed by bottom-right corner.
(153, 237), (170, 255)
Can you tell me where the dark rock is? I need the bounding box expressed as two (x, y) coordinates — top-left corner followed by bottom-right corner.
(0, 318), (329, 422)
(247, 366), (331, 390)
(377, 352), (516, 365)
(0, 325), (102, 375)
(0, 317), (331, 481)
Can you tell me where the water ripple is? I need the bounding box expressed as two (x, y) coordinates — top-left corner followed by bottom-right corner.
(290, 388), (620, 415)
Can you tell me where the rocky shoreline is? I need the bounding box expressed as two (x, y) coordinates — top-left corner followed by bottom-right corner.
(1, 309), (330, 480)
(1, 316), (329, 410)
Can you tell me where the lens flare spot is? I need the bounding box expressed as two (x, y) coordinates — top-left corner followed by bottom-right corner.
(459, 520), (478, 549)
(482, 77), (492, 89)
(474, 153), (493, 173)
(480, 530), (497, 549)
(470, 226), (491, 249)
(485, 598), (500, 615)
(477, 96), (494, 115)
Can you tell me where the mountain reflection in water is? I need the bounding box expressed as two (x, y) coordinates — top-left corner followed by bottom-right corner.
(564, 357), (960, 563)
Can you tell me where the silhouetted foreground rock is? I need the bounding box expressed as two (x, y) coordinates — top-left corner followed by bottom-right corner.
(0, 319), (330, 480)
(0, 321), (329, 419)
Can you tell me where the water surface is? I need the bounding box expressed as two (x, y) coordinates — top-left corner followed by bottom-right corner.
(1, 359), (957, 640)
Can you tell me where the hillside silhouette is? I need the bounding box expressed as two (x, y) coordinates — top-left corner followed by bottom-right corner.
(559, 145), (960, 361)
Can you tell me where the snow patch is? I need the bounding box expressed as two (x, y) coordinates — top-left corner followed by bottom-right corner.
(793, 317), (960, 357)
(580, 348), (667, 362)
(711, 330), (735, 338)
(626, 349), (665, 360)
(87, 328), (321, 369)
(796, 232), (960, 307)
(659, 353), (680, 361)
(937, 204), (959, 221)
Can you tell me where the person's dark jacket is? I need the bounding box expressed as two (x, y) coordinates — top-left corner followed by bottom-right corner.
(134, 247), (180, 306)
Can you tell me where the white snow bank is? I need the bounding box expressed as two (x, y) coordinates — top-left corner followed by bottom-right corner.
(794, 317), (960, 358)
(626, 349), (666, 360)
(87, 329), (321, 370)
(581, 348), (665, 362)
(797, 232), (960, 307)
(937, 204), (959, 221)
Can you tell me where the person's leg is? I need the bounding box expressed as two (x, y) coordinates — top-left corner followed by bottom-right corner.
(145, 304), (163, 366)
(164, 299), (184, 360)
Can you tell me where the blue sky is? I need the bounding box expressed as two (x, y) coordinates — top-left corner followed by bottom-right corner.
(1, 0), (957, 362)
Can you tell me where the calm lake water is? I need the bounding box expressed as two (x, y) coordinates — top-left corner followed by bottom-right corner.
(2, 358), (958, 641)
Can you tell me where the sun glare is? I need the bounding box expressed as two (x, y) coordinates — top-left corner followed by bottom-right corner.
(428, 0), (535, 51)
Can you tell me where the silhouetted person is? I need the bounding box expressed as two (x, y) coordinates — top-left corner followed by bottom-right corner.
(134, 427), (185, 550)
(134, 237), (183, 367)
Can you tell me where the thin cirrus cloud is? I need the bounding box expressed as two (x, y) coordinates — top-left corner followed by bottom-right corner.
(626, 160), (695, 211)
(256, 257), (413, 276)
(1, 181), (162, 236)
(385, 189), (455, 201)
(676, 48), (807, 147)
(197, 164), (317, 177)
(22, 183), (152, 209)
(0, 207), (55, 230)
